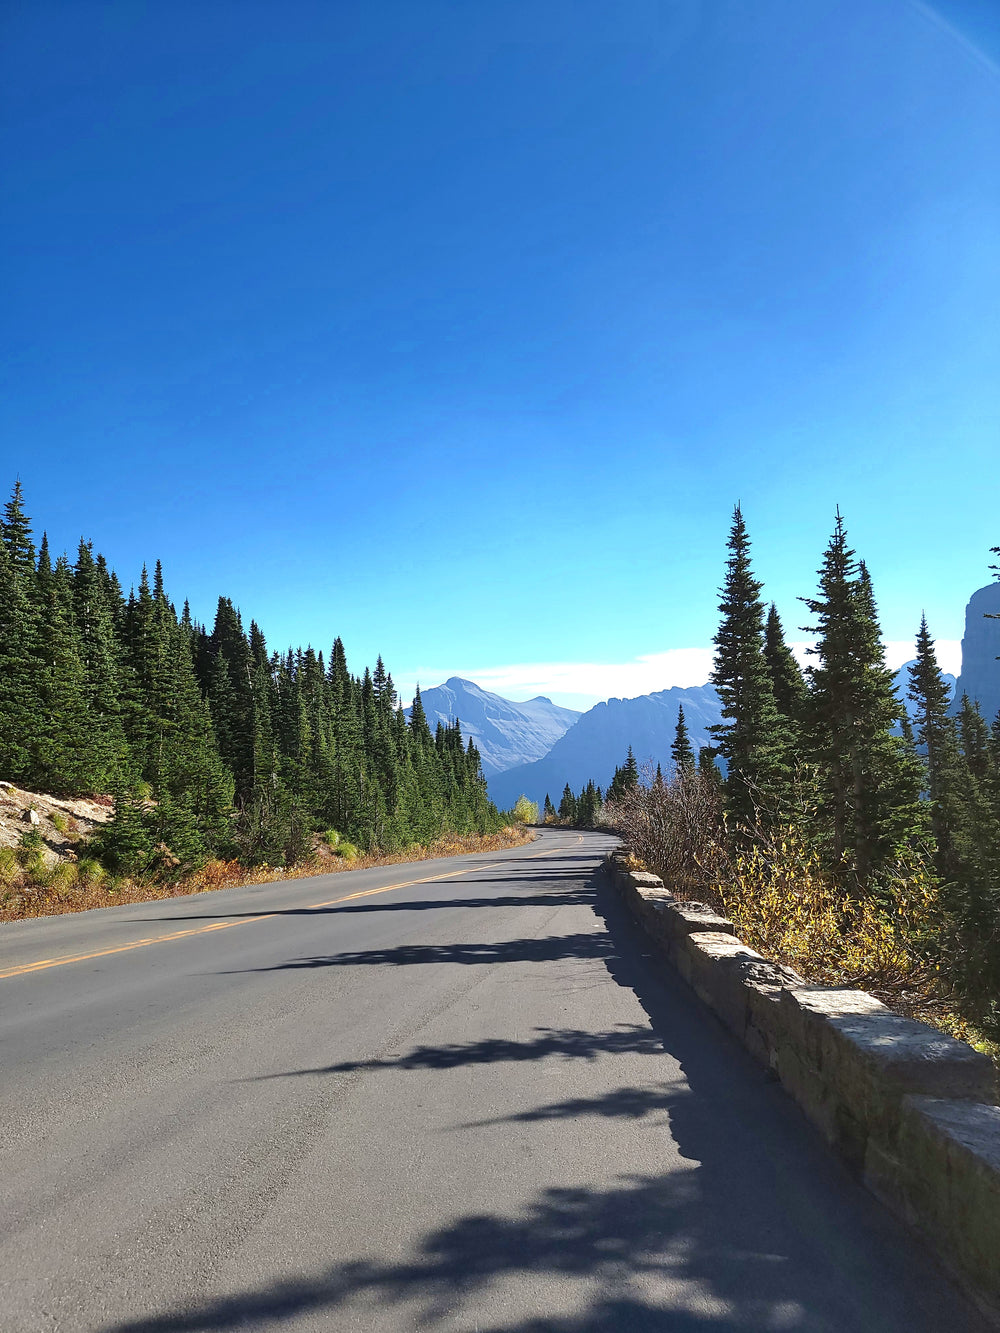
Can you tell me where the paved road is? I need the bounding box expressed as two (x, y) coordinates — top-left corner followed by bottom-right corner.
(0, 829), (988, 1332)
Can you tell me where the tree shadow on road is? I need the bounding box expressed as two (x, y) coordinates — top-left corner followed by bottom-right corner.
(134, 884), (597, 923)
(108, 866), (986, 1333)
(105, 1107), (973, 1333)
(246, 1022), (667, 1081)
(225, 930), (613, 973)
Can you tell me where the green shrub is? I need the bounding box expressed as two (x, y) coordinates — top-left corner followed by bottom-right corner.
(0, 847), (19, 885)
(46, 863), (79, 892)
(320, 829), (341, 848)
(77, 858), (106, 887)
(50, 811), (69, 835)
(335, 840), (359, 861)
(17, 830), (45, 875)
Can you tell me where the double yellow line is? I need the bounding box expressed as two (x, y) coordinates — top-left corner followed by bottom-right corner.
(0, 835), (582, 982)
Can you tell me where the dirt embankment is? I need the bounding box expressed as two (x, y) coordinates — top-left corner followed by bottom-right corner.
(0, 782), (111, 866)
(0, 785), (535, 923)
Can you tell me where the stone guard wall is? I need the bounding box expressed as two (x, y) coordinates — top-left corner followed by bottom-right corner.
(606, 851), (1000, 1325)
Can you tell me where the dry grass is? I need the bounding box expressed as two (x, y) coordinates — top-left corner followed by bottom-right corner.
(0, 825), (535, 923)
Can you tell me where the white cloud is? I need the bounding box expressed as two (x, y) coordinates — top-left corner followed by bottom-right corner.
(789, 639), (962, 677)
(397, 638), (963, 712)
(397, 649), (715, 711)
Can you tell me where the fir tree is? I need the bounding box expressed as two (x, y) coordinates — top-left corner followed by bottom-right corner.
(764, 604), (807, 721)
(1, 480), (37, 575)
(907, 616), (965, 875)
(0, 540), (40, 781)
(670, 705), (695, 773)
(802, 515), (926, 883)
(558, 783), (577, 822)
(710, 506), (788, 824)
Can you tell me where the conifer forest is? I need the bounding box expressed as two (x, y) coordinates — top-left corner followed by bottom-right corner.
(0, 481), (504, 876)
(592, 507), (1000, 1044)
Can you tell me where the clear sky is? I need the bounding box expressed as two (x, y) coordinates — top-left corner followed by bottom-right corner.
(3, 1), (998, 709)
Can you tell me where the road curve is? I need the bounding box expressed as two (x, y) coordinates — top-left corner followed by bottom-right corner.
(0, 829), (988, 1331)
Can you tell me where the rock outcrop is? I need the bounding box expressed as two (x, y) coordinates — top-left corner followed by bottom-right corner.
(950, 581), (1000, 724)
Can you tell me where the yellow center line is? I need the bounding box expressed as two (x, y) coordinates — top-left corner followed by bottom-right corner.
(0, 834), (585, 982)
(0, 859), (506, 981)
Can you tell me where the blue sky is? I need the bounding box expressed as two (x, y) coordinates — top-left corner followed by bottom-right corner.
(2, 1), (997, 708)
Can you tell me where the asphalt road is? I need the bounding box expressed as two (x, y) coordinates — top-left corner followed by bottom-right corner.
(0, 828), (989, 1332)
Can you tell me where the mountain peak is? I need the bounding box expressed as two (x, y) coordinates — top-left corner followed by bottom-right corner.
(406, 678), (581, 777)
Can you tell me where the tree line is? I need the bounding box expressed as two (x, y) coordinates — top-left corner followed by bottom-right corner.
(0, 481), (504, 874)
(600, 506), (999, 1037)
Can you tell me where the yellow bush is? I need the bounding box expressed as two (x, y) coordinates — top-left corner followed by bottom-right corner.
(715, 825), (945, 1016)
(512, 795), (539, 825)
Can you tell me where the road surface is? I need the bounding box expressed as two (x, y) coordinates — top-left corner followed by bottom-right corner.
(0, 829), (988, 1331)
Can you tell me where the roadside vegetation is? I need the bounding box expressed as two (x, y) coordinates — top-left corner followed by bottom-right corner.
(0, 814), (533, 923)
(563, 508), (1000, 1057)
(0, 480), (526, 918)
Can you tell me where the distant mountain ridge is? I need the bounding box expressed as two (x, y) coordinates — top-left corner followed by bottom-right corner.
(407, 677), (580, 778)
(487, 663), (955, 811)
(487, 683), (722, 810)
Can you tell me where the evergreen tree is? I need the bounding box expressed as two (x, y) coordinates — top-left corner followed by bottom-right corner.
(558, 783), (577, 822)
(670, 706), (695, 773)
(73, 539), (130, 786)
(907, 616), (965, 876)
(802, 514), (926, 884)
(710, 506), (788, 824)
(1, 480), (37, 574)
(0, 540), (40, 781)
(764, 604), (807, 721)
(33, 552), (97, 791)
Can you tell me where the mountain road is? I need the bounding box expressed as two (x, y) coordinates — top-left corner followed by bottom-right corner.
(0, 828), (988, 1331)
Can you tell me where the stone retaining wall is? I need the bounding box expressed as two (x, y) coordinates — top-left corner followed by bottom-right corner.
(606, 850), (1000, 1325)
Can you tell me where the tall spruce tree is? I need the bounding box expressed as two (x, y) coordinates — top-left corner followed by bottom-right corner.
(764, 604), (807, 723)
(802, 515), (925, 884)
(670, 705), (695, 773)
(0, 540), (40, 782)
(710, 506), (788, 824)
(907, 616), (965, 876)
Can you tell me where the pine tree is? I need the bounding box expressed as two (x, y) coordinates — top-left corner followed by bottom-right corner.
(558, 783), (577, 822)
(0, 540), (40, 782)
(670, 706), (695, 773)
(73, 539), (130, 786)
(710, 506), (789, 824)
(908, 616), (965, 875)
(764, 604), (807, 721)
(802, 515), (926, 884)
(2, 480), (37, 575)
(33, 552), (97, 791)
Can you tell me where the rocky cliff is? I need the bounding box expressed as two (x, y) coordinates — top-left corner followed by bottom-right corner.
(949, 581), (1000, 724)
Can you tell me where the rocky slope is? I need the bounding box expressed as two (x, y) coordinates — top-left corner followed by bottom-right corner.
(0, 783), (111, 868)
